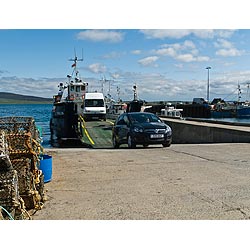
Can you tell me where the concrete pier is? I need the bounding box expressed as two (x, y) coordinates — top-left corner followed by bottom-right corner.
(34, 143), (250, 220)
(161, 117), (250, 144)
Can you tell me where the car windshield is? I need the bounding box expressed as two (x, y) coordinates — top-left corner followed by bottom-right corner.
(85, 99), (104, 107)
(128, 113), (161, 124)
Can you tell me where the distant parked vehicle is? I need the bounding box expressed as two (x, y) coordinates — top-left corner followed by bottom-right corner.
(192, 98), (208, 105)
(112, 112), (172, 148)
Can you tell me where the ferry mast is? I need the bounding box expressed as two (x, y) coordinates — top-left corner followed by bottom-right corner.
(69, 49), (83, 82)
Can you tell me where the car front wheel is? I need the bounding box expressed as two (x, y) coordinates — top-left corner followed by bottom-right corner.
(162, 142), (171, 147)
(112, 136), (120, 149)
(127, 135), (136, 149)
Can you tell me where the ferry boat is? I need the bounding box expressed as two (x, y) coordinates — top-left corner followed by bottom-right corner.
(210, 99), (234, 118)
(210, 84), (250, 119)
(236, 102), (250, 118)
(50, 54), (89, 146)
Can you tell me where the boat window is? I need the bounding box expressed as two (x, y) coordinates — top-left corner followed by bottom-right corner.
(76, 86), (81, 92)
(81, 86), (85, 91)
(70, 86), (74, 91)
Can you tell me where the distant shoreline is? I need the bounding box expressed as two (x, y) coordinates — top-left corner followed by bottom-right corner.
(0, 92), (52, 104)
(0, 100), (52, 104)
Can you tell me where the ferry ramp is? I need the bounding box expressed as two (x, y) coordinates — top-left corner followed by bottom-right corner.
(82, 120), (114, 148)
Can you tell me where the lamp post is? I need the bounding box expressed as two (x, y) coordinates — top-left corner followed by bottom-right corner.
(206, 66), (211, 103)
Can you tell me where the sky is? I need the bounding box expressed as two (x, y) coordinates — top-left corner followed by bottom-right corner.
(1, 29), (250, 102)
(1, 1), (250, 103)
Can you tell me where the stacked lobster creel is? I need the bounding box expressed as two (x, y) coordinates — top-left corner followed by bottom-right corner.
(0, 131), (27, 219)
(0, 117), (46, 220)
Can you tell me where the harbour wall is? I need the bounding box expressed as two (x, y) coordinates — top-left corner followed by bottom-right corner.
(161, 117), (250, 144)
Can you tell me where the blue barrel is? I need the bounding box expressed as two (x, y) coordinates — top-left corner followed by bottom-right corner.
(39, 154), (53, 183)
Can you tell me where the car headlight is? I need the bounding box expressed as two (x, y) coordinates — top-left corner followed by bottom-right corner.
(165, 126), (172, 135)
(133, 127), (143, 133)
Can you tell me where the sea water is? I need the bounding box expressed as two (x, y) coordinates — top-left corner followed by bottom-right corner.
(0, 104), (52, 148)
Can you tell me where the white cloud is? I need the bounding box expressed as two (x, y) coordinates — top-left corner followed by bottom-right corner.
(214, 38), (244, 57)
(174, 63), (184, 69)
(0, 76), (59, 98)
(196, 56), (210, 62)
(101, 51), (125, 59)
(2, 69), (250, 102)
(175, 54), (195, 62)
(183, 40), (196, 49)
(140, 29), (191, 39)
(214, 38), (233, 49)
(76, 30), (124, 43)
(215, 30), (236, 38)
(174, 54), (209, 63)
(110, 73), (120, 79)
(88, 63), (107, 74)
(154, 47), (177, 57)
(131, 50), (142, 55)
(216, 48), (243, 57)
(154, 40), (210, 63)
(140, 29), (236, 40)
(138, 56), (159, 67)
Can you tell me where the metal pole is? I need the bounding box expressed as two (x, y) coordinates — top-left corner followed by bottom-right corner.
(206, 66), (211, 103)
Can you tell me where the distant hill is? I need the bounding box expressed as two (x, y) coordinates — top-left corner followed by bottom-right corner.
(0, 92), (53, 104)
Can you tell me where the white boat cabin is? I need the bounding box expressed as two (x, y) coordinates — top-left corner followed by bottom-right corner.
(161, 106), (183, 118)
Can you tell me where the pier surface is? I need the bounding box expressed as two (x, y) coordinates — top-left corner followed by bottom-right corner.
(34, 143), (250, 220)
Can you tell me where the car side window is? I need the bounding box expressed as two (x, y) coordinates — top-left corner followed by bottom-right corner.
(117, 115), (126, 125)
(117, 119), (125, 125)
(123, 115), (129, 125)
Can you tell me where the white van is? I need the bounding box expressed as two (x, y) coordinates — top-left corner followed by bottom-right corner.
(83, 92), (106, 121)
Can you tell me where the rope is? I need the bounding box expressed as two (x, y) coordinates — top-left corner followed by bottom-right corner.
(79, 115), (95, 145)
(0, 205), (14, 220)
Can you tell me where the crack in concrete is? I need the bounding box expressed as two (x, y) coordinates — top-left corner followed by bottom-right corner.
(191, 191), (250, 219)
(170, 148), (227, 164)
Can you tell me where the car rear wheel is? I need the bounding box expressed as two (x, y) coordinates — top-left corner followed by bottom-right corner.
(112, 136), (120, 149)
(127, 135), (136, 149)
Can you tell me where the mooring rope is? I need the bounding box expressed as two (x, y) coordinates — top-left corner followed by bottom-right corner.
(0, 205), (14, 220)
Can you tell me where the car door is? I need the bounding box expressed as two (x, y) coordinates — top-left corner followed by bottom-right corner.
(115, 114), (129, 143)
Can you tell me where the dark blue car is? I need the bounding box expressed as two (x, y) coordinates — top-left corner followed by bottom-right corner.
(112, 112), (172, 148)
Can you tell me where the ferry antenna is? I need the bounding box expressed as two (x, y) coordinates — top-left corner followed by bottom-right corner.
(68, 49), (84, 77)
(69, 48), (84, 63)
